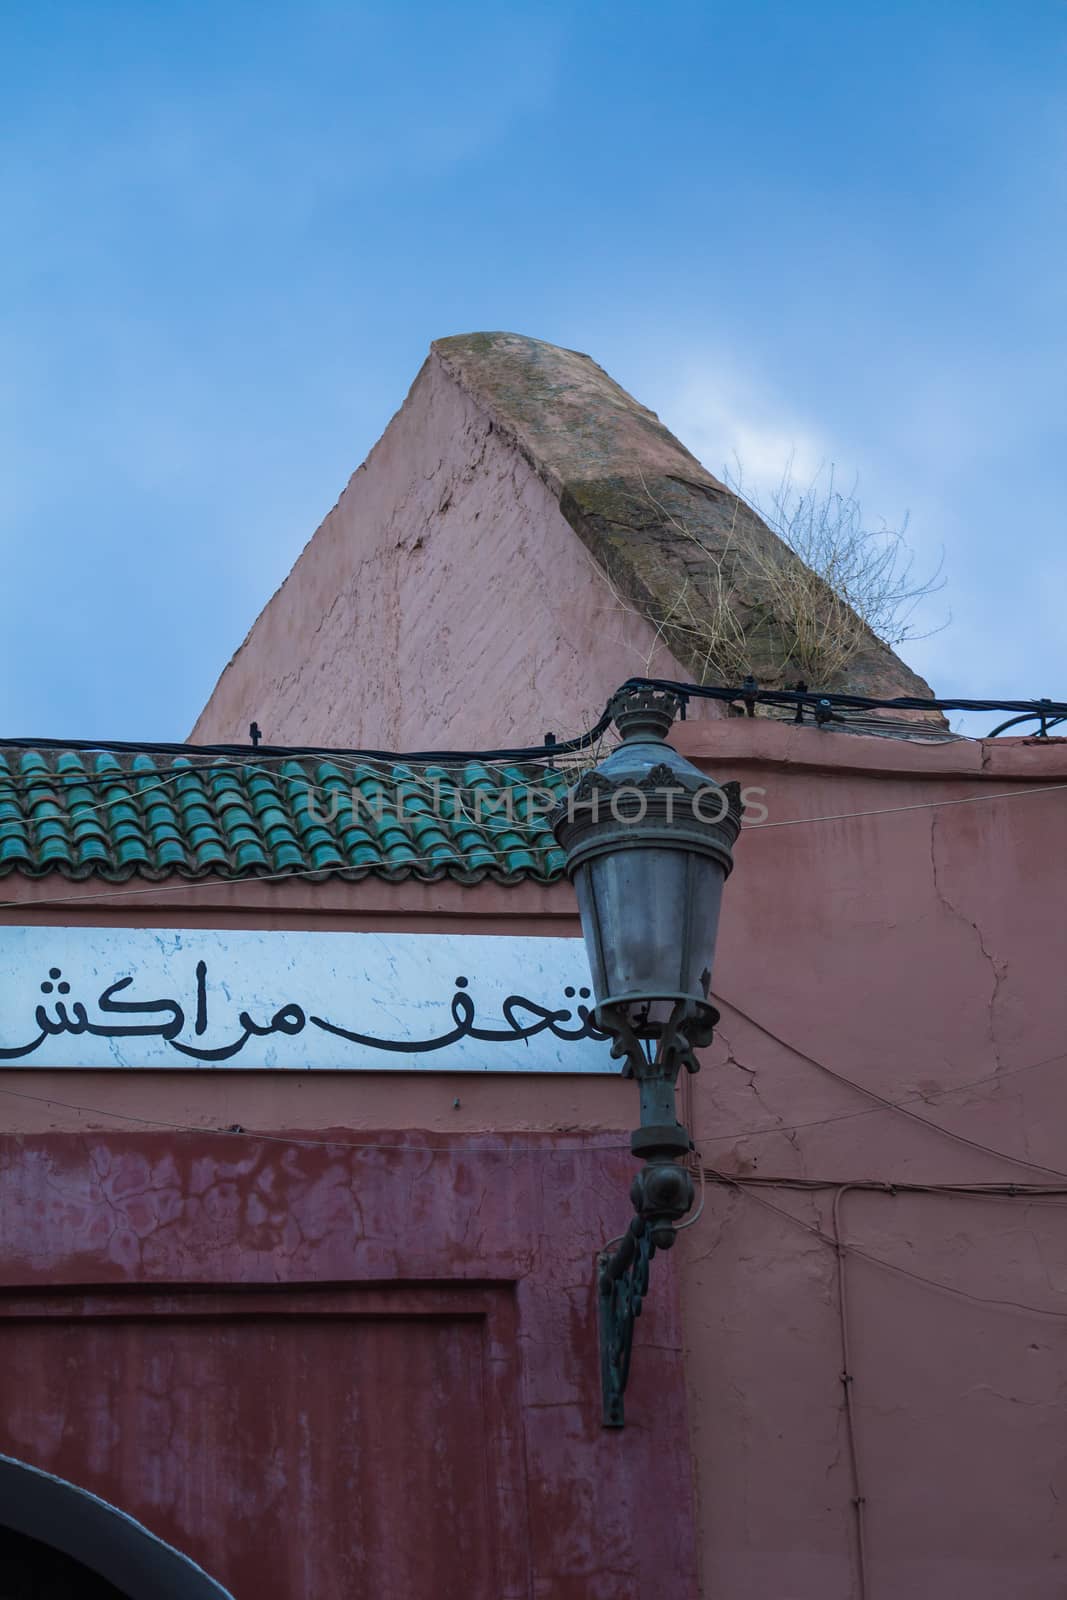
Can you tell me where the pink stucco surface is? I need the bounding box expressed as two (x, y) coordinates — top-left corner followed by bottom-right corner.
(190, 349), (696, 751)
(2, 721), (1064, 1596)
(676, 721), (1067, 1599)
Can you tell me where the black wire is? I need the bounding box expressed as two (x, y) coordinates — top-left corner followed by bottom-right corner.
(710, 1173), (1067, 1320)
(0, 719), (613, 767)
(0, 724), (609, 765)
(716, 994), (1067, 1182)
(2, 677), (1064, 766)
(987, 713), (1067, 738)
(617, 676), (1067, 721)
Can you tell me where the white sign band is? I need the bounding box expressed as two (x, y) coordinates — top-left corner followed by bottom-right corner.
(0, 926), (616, 1073)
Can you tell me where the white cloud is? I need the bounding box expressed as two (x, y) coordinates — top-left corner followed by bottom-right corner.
(655, 359), (828, 503)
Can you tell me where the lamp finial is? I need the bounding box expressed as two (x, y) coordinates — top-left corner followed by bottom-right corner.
(608, 687), (683, 744)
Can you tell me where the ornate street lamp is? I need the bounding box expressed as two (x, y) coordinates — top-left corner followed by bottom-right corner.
(551, 687), (741, 1426)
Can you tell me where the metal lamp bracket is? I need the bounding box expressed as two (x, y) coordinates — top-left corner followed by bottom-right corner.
(596, 1002), (703, 1427)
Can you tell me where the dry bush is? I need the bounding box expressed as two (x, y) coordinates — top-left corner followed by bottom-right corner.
(629, 462), (948, 690)
(733, 458), (948, 652)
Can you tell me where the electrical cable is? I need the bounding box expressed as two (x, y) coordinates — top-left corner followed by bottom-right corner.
(695, 1046), (1067, 1144)
(0, 847), (568, 913)
(718, 1174), (1067, 1197)
(8, 753), (1064, 833)
(3, 675), (1066, 769)
(671, 1155), (706, 1233)
(0, 677), (1062, 905)
(745, 782), (1067, 831)
(617, 677), (1067, 727)
(711, 1170), (1067, 1320)
(0, 854), (1061, 1183)
(0, 1080), (630, 1155)
(715, 996), (1067, 1182)
(832, 1184), (869, 1600)
(0, 716), (615, 767)
(1, 694), (1063, 1190)
(0, 1075), (1063, 1320)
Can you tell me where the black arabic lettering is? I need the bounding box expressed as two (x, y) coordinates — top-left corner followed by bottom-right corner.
(2, 969), (187, 1057)
(310, 976), (604, 1053)
(91, 978), (186, 1039)
(311, 987), (474, 1054)
(0, 1030), (47, 1060)
(0, 964), (604, 1062)
(194, 959), (208, 1036)
(167, 1004), (308, 1061)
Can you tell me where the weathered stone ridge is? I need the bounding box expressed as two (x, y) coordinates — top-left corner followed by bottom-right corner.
(433, 332), (938, 705)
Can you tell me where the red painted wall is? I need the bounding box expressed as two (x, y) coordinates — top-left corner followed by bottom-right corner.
(0, 1131), (695, 1599)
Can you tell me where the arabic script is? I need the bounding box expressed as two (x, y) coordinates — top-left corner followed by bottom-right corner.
(0, 964), (606, 1063)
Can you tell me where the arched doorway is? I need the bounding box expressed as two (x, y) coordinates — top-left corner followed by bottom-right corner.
(0, 1456), (232, 1600)
(0, 1524), (131, 1596)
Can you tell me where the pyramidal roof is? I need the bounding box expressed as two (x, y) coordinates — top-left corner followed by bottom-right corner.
(431, 332), (936, 703)
(191, 332), (936, 752)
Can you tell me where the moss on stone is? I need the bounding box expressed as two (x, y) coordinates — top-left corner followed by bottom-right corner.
(433, 332), (940, 703)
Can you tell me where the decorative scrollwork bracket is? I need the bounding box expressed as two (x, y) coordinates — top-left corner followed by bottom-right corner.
(598, 1155), (695, 1427)
(596, 1000), (704, 1427)
(599, 1213), (654, 1428)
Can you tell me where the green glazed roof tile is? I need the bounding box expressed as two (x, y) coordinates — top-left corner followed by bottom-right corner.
(75, 837), (111, 867)
(0, 836), (33, 866)
(232, 838), (271, 871)
(153, 838), (189, 869)
(0, 747), (572, 888)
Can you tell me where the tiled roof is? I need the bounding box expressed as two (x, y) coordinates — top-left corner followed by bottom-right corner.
(0, 749), (569, 886)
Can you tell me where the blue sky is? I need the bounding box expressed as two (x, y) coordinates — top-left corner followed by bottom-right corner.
(2, 1), (1063, 742)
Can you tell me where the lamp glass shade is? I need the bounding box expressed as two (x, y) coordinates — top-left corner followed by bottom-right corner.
(573, 845), (725, 1034)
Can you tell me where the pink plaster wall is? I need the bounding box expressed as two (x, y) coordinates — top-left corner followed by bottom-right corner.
(190, 351), (699, 751)
(674, 722), (1067, 1599)
(2, 724), (1065, 1596)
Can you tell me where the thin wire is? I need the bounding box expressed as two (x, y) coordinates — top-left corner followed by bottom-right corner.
(713, 1170), (1067, 1320)
(1, 757), (1056, 914)
(0, 707), (616, 767)
(5, 736), (1062, 827)
(672, 1155), (706, 1233)
(623, 676), (1067, 724)
(1, 1052), (1064, 1217)
(0, 1080), (630, 1154)
(833, 1185), (869, 1600)
(716, 996), (1067, 1182)
(745, 782), (1067, 832)
(0, 883), (1059, 1189)
(698, 1045), (1067, 1144)
(724, 1175), (1067, 1198)
(0, 843), (566, 912)
(1, 752), (572, 829)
